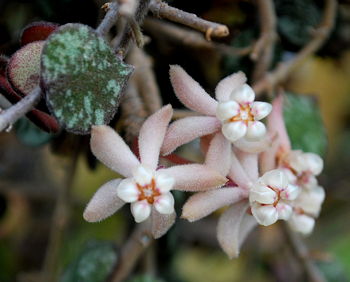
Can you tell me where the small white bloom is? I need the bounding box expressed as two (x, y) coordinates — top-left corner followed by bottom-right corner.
(216, 83), (272, 143)
(117, 165), (175, 222)
(288, 213), (315, 235)
(249, 169), (299, 226)
(296, 186), (325, 216)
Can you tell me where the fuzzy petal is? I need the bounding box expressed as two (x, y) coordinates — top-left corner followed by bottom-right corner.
(228, 152), (253, 190)
(222, 121), (247, 142)
(154, 192), (175, 214)
(234, 135), (271, 153)
(133, 165), (154, 186)
(245, 121), (266, 141)
(163, 164), (227, 192)
(138, 105), (173, 170)
(205, 132), (232, 176)
(216, 101), (240, 121)
(91, 125), (140, 177)
(230, 84), (255, 105)
(236, 150), (259, 181)
(251, 102), (272, 120)
(161, 116), (221, 155)
(151, 208), (176, 239)
(83, 179), (125, 222)
(169, 65), (217, 115)
(215, 71), (247, 102)
(182, 187), (248, 222)
(131, 200), (152, 223)
(217, 201), (255, 259)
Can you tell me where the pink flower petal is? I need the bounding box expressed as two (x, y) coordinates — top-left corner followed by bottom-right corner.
(260, 136), (279, 174)
(267, 94), (291, 152)
(205, 132), (232, 176)
(222, 121), (247, 142)
(91, 125), (140, 177)
(228, 152), (252, 190)
(162, 164), (227, 191)
(151, 208), (176, 239)
(161, 116), (221, 155)
(131, 200), (152, 223)
(138, 105), (173, 170)
(236, 150), (259, 181)
(154, 192), (175, 214)
(215, 71), (247, 102)
(182, 187), (248, 222)
(83, 179), (125, 222)
(169, 65), (217, 115)
(217, 201), (256, 259)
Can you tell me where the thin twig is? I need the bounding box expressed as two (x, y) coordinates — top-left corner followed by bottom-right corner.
(148, 0), (229, 40)
(109, 223), (153, 282)
(143, 18), (251, 57)
(282, 224), (326, 282)
(0, 86), (41, 132)
(253, 0), (337, 95)
(96, 1), (119, 37)
(251, 0), (277, 82)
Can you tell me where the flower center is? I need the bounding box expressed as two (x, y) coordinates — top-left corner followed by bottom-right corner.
(136, 178), (161, 204)
(229, 105), (254, 125)
(267, 185), (281, 207)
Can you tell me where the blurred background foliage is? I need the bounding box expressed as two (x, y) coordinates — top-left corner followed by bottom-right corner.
(1, 0), (350, 281)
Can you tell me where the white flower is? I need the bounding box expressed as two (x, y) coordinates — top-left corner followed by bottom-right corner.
(249, 169), (299, 226)
(118, 165), (175, 222)
(216, 84), (272, 142)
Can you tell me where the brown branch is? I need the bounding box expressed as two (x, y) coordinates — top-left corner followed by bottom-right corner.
(96, 1), (119, 37)
(253, 0), (337, 95)
(282, 224), (326, 282)
(251, 0), (277, 82)
(0, 86), (41, 132)
(148, 0), (229, 40)
(143, 18), (250, 57)
(108, 223), (153, 282)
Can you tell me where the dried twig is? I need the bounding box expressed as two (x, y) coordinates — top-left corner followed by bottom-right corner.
(109, 223), (153, 282)
(0, 86), (41, 132)
(148, 0), (229, 40)
(251, 0), (277, 82)
(96, 1), (119, 37)
(143, 18), (251, 57)
(253, 0), (337, 95)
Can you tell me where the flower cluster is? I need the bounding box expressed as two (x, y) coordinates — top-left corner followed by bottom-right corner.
(84, 65), (326, 258)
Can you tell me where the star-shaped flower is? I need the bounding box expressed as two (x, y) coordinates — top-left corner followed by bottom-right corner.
(83, 105), (226, 238)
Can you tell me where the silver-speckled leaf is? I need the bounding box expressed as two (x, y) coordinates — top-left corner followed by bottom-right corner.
(41, 23), (133, 134)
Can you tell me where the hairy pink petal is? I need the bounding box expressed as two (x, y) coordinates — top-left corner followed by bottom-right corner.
(161, 116), (221, 155)
(91, 125), (140, 177)
(169, 65), (217, 115)
(205, 132), (232, 176)
(215, 71), (247, 102)
(217, 201), (256, 259)
(229, 152), (252, 190)
(268, 94), (291, 152)
(163, 164), (227, 191)
(83, 179), (125, 222)
(236, 150), (259, 181)
(260, 135), (279, 174)
(182, 187), (248, 222)
(151, 208), (176, 239)
(139, 105), (173, 170)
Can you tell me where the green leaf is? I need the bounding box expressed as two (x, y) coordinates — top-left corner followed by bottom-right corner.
(14, 117), (54, 146)
(316, 260), (349, 282)
(283, 93), (327, 156)
(41, 23), (133, 134)
(60, 240), (117, 282)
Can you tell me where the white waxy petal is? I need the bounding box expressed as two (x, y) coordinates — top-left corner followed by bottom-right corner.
(222, 121), (247, 142)
(282, 168), (297, 185)
(297, 186), (325, 216)
(251, 102), (272, 120)
(249, 183), (276, 204)
(155, 173), (175, 194)
(288, 150), (307, 174)
(154, 192), (175, 214)
(304, 153), (323, 175)
(288, 214), (315, 235)
(302, 175), (318, 190)
(260, 169), (288, 190)
(276, 202), (293, 220)
(281, 184), (300, 201)
(216, 101), (240, 121)
(117, 179), (139, 202)
(230, 84), (255, 105)
(245, 121), (266, 140)
(133, 165), (154, 186)
(251, 203), (278, 226)
(131, 200), (152, 223)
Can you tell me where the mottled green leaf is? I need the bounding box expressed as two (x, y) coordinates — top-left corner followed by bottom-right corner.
(41, 23), (133, 134)
(60, 240), (117, 282)
(283, 93), (327, 156)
